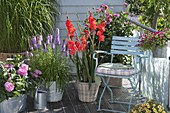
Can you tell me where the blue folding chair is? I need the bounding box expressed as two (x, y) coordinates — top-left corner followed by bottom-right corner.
(93, 36), (148, 112)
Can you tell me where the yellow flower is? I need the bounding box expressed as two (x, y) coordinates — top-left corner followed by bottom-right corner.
(162, 111), (166, 113)
(152, 108), (157, 113)
(153, 104), (156, 107)
(133, 110), (137, 113)
(147, 105), (150, 108)
(157, 105), (161, 109)
(158, 108), (162, 112)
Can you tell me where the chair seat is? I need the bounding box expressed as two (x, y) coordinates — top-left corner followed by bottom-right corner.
(96, 63), (138, 76)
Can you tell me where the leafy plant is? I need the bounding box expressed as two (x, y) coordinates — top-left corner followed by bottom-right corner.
(27, 31), (70, 91)
(126, 0), (170, 30)
(0, 0), (59, 53)
(0, 55), (42, 102)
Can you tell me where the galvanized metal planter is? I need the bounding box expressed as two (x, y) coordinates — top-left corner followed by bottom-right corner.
(77, 81), (100, 102)
(152, 41), (170, 58)
(0, 94), (27, 113)
(47, 82), (63, 102)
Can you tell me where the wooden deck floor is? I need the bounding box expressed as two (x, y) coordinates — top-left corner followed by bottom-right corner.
(23, 77), (137, 113)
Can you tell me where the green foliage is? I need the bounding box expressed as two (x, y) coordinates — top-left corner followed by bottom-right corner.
(126, 0), (170, 30)
(129, 99), (167, 113)
(0, 0), (59, 52)
(0, 55), (41, 102)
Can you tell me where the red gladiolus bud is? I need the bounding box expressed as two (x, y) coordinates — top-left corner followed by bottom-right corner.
(88, 12), (97, 31)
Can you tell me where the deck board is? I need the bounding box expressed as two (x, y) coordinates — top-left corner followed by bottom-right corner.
(22, 76), (140, 113)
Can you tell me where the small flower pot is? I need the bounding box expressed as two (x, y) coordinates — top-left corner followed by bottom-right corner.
(0, 52), (24, 61)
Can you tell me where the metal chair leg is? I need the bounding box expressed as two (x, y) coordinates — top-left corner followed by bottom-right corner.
(128, 77), (139, 112)
(102, 77), (114, 103)
(98, 77), (112, 111)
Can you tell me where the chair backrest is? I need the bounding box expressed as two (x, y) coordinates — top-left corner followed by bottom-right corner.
(111, 36), (144, 56)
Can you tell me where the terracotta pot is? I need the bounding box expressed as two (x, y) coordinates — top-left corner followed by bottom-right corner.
(0, 52), (25, 61)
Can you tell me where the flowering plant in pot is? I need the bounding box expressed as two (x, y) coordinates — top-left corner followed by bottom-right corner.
(129, 99), (167, 113)
(138, 29), (170, 58)
(138, 29), (170, 51)
(93, 4), (135, 65)
(66, 10), (106, 102)
(0, 55), (42, 112)
(27, 29), (70, 102)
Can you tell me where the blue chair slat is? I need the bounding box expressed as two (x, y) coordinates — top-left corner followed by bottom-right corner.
(93, 36), (147, 113)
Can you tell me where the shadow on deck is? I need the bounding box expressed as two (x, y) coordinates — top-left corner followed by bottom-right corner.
(24, 77), (141, 113)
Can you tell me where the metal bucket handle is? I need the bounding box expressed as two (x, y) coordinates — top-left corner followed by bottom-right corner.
(35, 85), (47, 104)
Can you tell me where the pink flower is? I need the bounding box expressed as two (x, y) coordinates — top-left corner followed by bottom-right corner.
(4, 82), (15, 92)
(124, 2), (128, 7)
(4, 64), (14, 69)
(96, 8), (102, 12)
(17, 68), (28, 76)
(30, 72), (38, 78)
(113, 14), (120, 17)
(34, 69), (42, 75)
(20, 64), (29, 71)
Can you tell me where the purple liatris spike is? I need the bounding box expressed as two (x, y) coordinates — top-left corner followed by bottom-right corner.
(24, 51), (29, 56)
(29, 52), (33, 57)
(46, 35), (50, 45)
(34, 43), (38, 49)
(52, 42), (55, 49)
(55, 28), (61, 45)
(43, 43), (47, 52)
(49, 35), (53, 43)
(29, 40), (34, 50)
(61, 39), (66, 52)
(31, 36), (37, 45)
(37, 35), (42, 45)
(38, 35), (43, 41)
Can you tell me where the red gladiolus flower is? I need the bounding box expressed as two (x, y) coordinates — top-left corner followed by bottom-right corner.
(84, 29), (90, 39)
(97, 30), (103, 36)
(97, 21), (106, 32)
(81, 37), (87, 51)
(67, 40), (77, 55)
(98, 35), (105, 42)
(75, 41), (82, 52)
(88, 12), (97, 31)
(66, 19), (76, 39)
